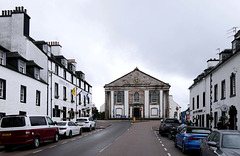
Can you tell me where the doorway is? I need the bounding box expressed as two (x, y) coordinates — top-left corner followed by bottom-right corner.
(134, 108), (140, 118)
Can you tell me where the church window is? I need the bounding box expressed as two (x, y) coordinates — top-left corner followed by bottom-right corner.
(115, 91), (123, 104)
(134, 92), (139, 103)
(151, 91), (158, 103)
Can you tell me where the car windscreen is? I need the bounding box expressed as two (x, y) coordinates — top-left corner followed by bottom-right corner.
(1, 117), (26, 127)
(187, 128), (211, 134)
(77, 119), (87, 122)
(57, 122), (67, 126)
(165, 119), (179, 124)
(222, 134), (240, 149)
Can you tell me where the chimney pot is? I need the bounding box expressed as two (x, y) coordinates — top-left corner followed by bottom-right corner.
(4, 10), (7, 15)
(21, 6), (24, 12)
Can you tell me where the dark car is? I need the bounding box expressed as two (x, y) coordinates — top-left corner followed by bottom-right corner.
(159, 118), (180, 136)
(200, 130), (240, 156)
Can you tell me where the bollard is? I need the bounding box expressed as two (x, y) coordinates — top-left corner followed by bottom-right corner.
(133, 117), (135, 122)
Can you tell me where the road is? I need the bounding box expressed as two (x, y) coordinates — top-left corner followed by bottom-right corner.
(0, 120), (200, 156)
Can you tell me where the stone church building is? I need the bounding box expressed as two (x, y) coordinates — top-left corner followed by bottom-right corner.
(104, 68), (171, 119)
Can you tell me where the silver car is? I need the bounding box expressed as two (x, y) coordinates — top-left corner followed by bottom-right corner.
(200, 130), (240, 156)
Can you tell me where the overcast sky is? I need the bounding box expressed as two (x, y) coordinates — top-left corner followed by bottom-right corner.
(1, 0), (240, 110)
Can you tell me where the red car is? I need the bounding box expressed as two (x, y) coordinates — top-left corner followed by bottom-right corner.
(0, 115), (59, 149)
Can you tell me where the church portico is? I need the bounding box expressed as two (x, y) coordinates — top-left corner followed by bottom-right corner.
(104, 68), (171, 119)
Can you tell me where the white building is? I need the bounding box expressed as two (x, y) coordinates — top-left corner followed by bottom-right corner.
(169, 95), (181, 119)
(189, 32), (240, 130)
(0, 6), (93, 121)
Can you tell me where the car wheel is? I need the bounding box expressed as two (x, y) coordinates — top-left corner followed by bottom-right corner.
(93, 124), (96, 130)
(161, 131), (164, 136)
(79, 129), (82, 135)
(54, 133), (59, 142)
(33, 137), (40, 148)
(69, 131), (73, 138)
(182, 142), (186, 154)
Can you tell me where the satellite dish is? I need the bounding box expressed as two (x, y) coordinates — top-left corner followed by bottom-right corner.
(221, 105), (228, 112)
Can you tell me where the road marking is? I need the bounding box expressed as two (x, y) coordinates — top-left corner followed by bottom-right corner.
(164, 148), (167, 151)
(167, 153), (171, 156)
(49, 145), (57, 148)
(162, 144), (164, 146)
(99, 143), (112, 153)
(33, 150), (42, 154)
(160, 141), (162, 143)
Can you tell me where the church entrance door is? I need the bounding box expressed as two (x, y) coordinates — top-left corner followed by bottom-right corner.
(134, 108), (140, 118)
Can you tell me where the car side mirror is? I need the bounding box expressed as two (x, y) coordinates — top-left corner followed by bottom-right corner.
(53, 121), (57, 125)
(207, 141), (218, 147)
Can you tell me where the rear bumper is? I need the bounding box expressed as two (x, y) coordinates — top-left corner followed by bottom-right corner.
(0, 135), (33, 146)
(184, 142), (201, 150)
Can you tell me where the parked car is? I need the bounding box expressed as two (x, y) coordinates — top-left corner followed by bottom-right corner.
(200, 130), (240, 156)
(75, 117), (96, 131)
(159, 118), (180, 136)
(0, 115), (59, 149)
(57, 121), (82, 137)
(175, 126), (211, 153)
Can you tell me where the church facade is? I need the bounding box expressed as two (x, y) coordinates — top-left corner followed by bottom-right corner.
(104, 68), (170, 119)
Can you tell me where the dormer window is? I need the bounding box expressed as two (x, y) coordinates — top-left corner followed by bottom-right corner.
(34, 68), (40, 80)
(61, 59), (67, 68)
(19, 60), (26, 74)
(0, 51), (5, 65)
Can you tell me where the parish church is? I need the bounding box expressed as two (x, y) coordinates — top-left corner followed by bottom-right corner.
(104, 68), (171, 119)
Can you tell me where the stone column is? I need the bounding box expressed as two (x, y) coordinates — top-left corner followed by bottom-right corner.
(145, 90), (149, 118)
(111, 91), (114, 118)
(160, 90), (163, 118)
(124, 90), (128, 117)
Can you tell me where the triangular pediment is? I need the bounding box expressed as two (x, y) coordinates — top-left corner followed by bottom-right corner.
(104, 68), (170, 88)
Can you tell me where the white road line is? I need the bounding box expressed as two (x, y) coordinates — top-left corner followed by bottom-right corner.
(33, 150), (42, 154)
(164, 148), (167, 151)
(167, 153), (171, 156)
(160, 141), (162, 143)
(162, 144), (164, 147)
(49, 145), (57, 148)
(99, 143), (112, 153)
(158, 138), (160, 141)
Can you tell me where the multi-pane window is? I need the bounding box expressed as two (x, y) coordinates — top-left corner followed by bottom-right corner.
(55, 83), (59, 97)
(0, 51), (4, 65)
(230, 73), (236, 97)
(20, 85), (26, 103)
(63, 70), (66, 79)
(134, 92), (139, 103)
(53, 105), (60, 117)
(214, 84), (218, 102)
(197, 95), (199, 109)
(0, 79), (6, 99)
(203, 92), (205, 107)
(35, 68), (40, 80)
(192, 97), (195, 110)
(55, 65), (58, 75)
(36, 90), (41, 106)
(63, 86), (66, 100)
(221, 80), (226, 99)
(19, 60), (25, 73)
(150, 91), (158, 103)
(116, 91), (123, 104)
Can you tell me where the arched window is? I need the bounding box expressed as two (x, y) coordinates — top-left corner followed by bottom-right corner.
(151, 91), (158, 103)
(117, 91), (123, 103)
(134, 92), (139, 103)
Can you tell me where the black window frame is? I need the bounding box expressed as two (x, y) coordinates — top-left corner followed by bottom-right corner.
(20, 85), (27, 103)
(0, 79), (6, 99)
(36, 90), (41, 106)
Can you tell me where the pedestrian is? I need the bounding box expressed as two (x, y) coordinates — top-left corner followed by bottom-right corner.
(217, 119), (224, 130)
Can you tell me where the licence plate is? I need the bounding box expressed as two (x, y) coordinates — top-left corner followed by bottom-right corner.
(2, 133), (11, 136)
(78, 125), (83, 126)
(200, 139), (203, 142)
(170, 131), (174, 133)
